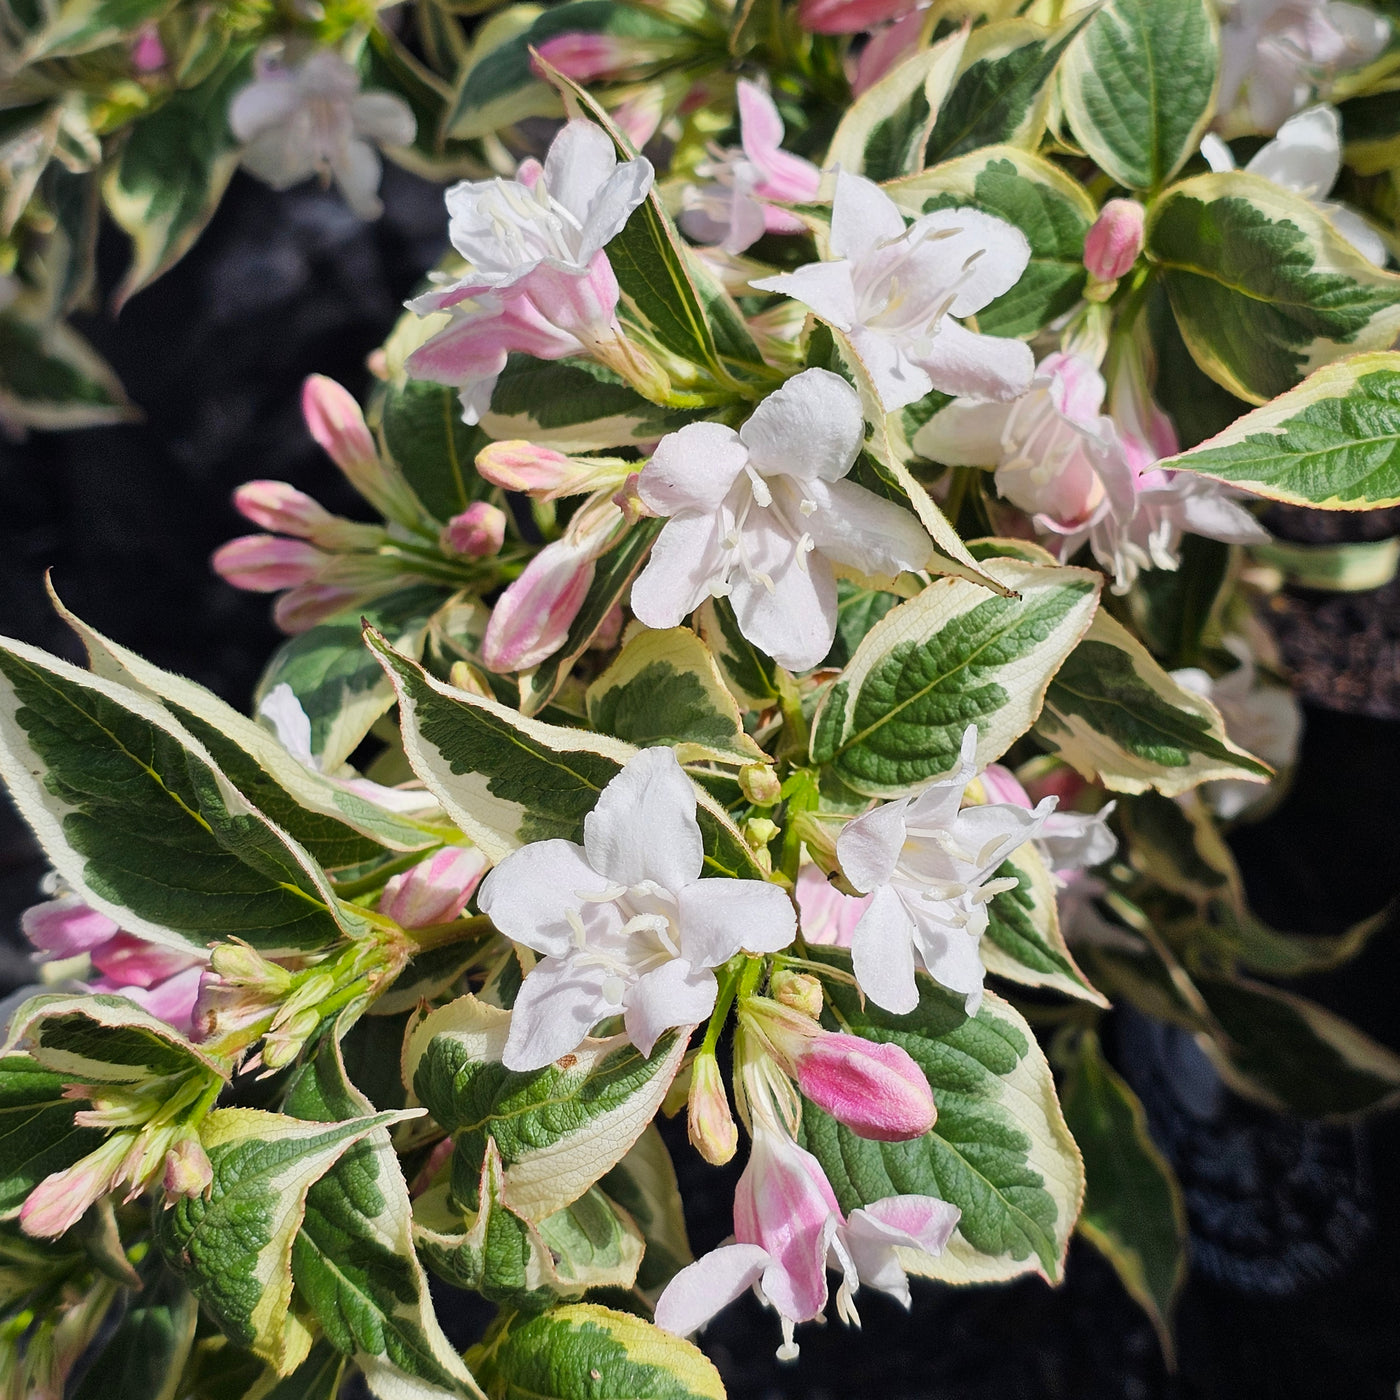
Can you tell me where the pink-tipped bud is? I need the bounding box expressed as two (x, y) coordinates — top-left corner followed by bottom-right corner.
(770, 969), (823, 1020)
(442, 502), (507, 559)
(272, 583), (371, 634)
(1084, 199), (1145, 288)
(21, 1136), (127, 1238)
(688, 1052), (738, 1166)
(379, 846), (488, 928)
(532, 31), (633, 82)
(234, 480), (334, 538)
(794, 1033), (935, 1141)
(212, 535), (327, 592)
(798, 0), (919, 34)
(302, 375), (420, 525)
(475, 440), (629, 501)
(480, 540), (594, 672)
(739, 763), (782, 807)
(162, 1132), (213, 1199)
(131, 23), (166, 72)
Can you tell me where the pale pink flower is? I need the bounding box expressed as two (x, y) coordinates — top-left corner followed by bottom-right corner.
(978, 764), (1117, 874)
(795, 865), (870, 948)
(1083, 199), (1145, 285)
(799, 0), (922, 35)
(378, 847), (488, 927)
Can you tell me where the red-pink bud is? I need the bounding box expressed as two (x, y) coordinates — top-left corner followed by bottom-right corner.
(234, 480), (334, 538)
(1084, 199), (1145, 285)
(480, 540), (595, 672)
(302, 375), (421, 525)
(794, 1033), (935, 1141)
(532, 31), (631, 82)
(379, 846), (488, 928)
(212, 535), (327, 592)
(798, 0), (918, 34)
(441, 502), (507, 559)
(272, 583), (375, 634)
(131, 23), (166, 72)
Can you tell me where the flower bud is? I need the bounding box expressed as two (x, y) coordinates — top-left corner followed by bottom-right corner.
(1083, 198), (1145, 291)
(739, 763), (782, 807)
(687, 1052), (738, 1165)
(302, 375), (421, 526)
(131, 23), (166, 72)
(770, 969), (823, 1020)
(475, 441), (630, 501)
(976, 763), (1033, 810)
(794, 1033), (935, 1141)
(379, 846), (488, 928)
(212, 535), (327, 592)
(162, 1132), (213, 1199)
(234, 480), (334, 538)
(798, 0), (919, 34)
(532, 31), (634, 82)
(744, 816), (780, 850)
(22, 895), (120, 958)
(441, 502), (507, 558)
(272, 583), (379, 634)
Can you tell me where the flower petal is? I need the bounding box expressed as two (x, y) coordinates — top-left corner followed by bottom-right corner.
(911, 398), (1012, 466)
(351, 91), (417, 147)
(630, 511), (731, 630)
(851, 884), (919, 1014)
(502, 953), (612, 1071)
(639, 421), (749, 514)
(624, 958), (716, 1056)
(677, 877), (797, 967)
(912, 207), (1031, 316)
(1246, 104), (1340, 198)
(918, 318), (1034, 402)
(739, 369), (864, 483)
(800, 478), (931, 577)
(849, 324), (933, 411)
(837, 799), (908, 893)
(655, 1244), (771, 1336)
(477, 839), (608, 956)
(749, 261), (859, 331)
(729, 519), (838, 672)
(543, 121), (618, 225)
(829, 170), (907, 263)
(584, 746), (705, 890)
(578, 157), (656, 263)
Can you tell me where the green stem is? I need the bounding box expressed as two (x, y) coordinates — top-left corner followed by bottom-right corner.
(404, 914), (496, 954)
(700, 959), (743, 1056)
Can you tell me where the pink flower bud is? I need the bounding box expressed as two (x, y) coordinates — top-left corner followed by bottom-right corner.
(794, 1033), (935, 1141)
(212, 535), (327, 592)
(441, 502), (507, 558)
(272, 583), (379, 634)
(131, 23), (166, 72)
(162, 1132), (213, 1199)
(799, 0), (919, 34)
(378, 846), (488, 927)
(977, 763), (1033, 810)
(475, 440), (628, 501)
(21, 1136), (128, 1237)
(1084, 199), (1145, 285)
(22, 895), (120, 958)
(688, 1053), (738, 1166)
(233, 480), (334, 538)
(480, 540), (594, 672)
(532, 31), (632, 82)
(302, 375), (420, 525)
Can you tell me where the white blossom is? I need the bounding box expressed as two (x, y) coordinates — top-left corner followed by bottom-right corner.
(751, 171), (1034, 411)
(477, 747), (796, 1071)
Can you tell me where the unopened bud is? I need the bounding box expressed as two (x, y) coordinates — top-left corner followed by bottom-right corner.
(234, 480), (333, 538)
(1083, 199), (1145, 295)
(162, 1132), (213, 1199)
(273, 583), (381, 634)
(770, 969), (823, 1020)
(212, 535), (327, 592)
(744, 817), (780, 849)
(379, 846), (488, 928)
(687, 1053), (738, 1165)
(739, 763), (782, 807)
(476, 441), (631, 501)
(131, 23), (166, 72)
(441, 502), (507, 558)
(532, 31), (634, 82)
(209, 942), (292, 992)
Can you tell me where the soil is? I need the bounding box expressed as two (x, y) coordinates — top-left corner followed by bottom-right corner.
(2, 169), (1399, 1400)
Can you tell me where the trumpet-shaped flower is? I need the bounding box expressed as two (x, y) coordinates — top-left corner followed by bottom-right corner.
(631, 369), (931, 672)
(680, 82), (822, 255)
(477, 747), (796, 1071)
(837, 727), (1055, 1015)
(751, 172), (1034, 411)
(1201, 104), (1389, 265)
(229, 48), (415, 219)
(978, 764), (1118, 873)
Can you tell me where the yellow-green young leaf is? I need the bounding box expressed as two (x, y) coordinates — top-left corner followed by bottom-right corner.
(255, 585), (443, 774)
(810, 557), (1100, 796)
(981, 843), (1108, 1005)
(802, 949), (1084, 1283)
(0, 310), (135, 431)
(0, 635), (363, 957)
(284, 1030), (485, 1400)
(825, 27), (968, 181)
(1057, 0), (1219, 193)
(1035, 610), (1272, 796)
(103, 49), (251, 306)
(1154, 352), (1400, 509)
(1145, 172), (1400, 405)
(923, 14), (1092, 166)
(1060, 1029), (1186, 1362)
(469, 1303), (724, 1400)
(368, 631), (766, 879)
(586, 627), (767, 765)
(153, 1106), (419, 1375)
(56, 593), (442, 860)
(405, 994), (686, 1221)
(0, 1054), (104, 1220)
(886, 145), (1094, 338)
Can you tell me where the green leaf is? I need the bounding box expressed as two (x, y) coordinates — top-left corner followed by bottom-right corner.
(16, 0), (176, 61)
(59, 594), (441, 861)
(1193, 901), (1390, 979)
(1154, 351), (1400, 509)
(1058, 0), (1219, 192)
(517, 518), (664, 718)
(810, 557), (1100, 796)
(825, 28), (968, 181)
(154, 1105), (417, 1373)
(924, 15), (1089, 167)
(0, 310), (135, 431)
(596, 1125), (692, 1298)
(482, 356), (697, 453)
(0, 1054), (103, 1220)
(0, 638), (361, 956)
(71, 1252), (199, 1400)
(695, 598), (779, 708)
(1144, 172), (1400, 404)
(103, 48), (252, 307)
(887, 146), (1094, 339)
(255, 585), (443, 773)
(378, 378), (488, 523)
(1060, 1029), (1185, 1361)
(1035, 610), (1272, 795)
(981, 844), (1107, 1005)
(469, 1303), (724, 1400)
(802, 948), (1084, 1283)
(1118, 789), (1240, 902)
(284, 1029), (484, 1399)
(405, 994), (686, 1221)
(586, 626), (767, 765)
(369, 631), (766, 877)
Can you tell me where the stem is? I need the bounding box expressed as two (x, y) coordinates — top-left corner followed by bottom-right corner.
(700, 959), (743, 1056)
(404, 914), (496, 954)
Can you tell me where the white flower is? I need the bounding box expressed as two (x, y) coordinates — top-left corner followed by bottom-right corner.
(1217, 0), (1390, 133)
(1202, 104), (1390, 265)
(836, 727), (1055, 1015)
(978, 764), (1118, 874)
(1172, 637), (1303, 818)
(477, 747), (796, 1071)
(631, 368), (932, 672)
(229, 48), (415, 219)
(750, 171), (1034, 412)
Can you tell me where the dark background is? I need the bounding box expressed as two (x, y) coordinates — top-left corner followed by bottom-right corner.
(2, 168), (1399, 1399)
